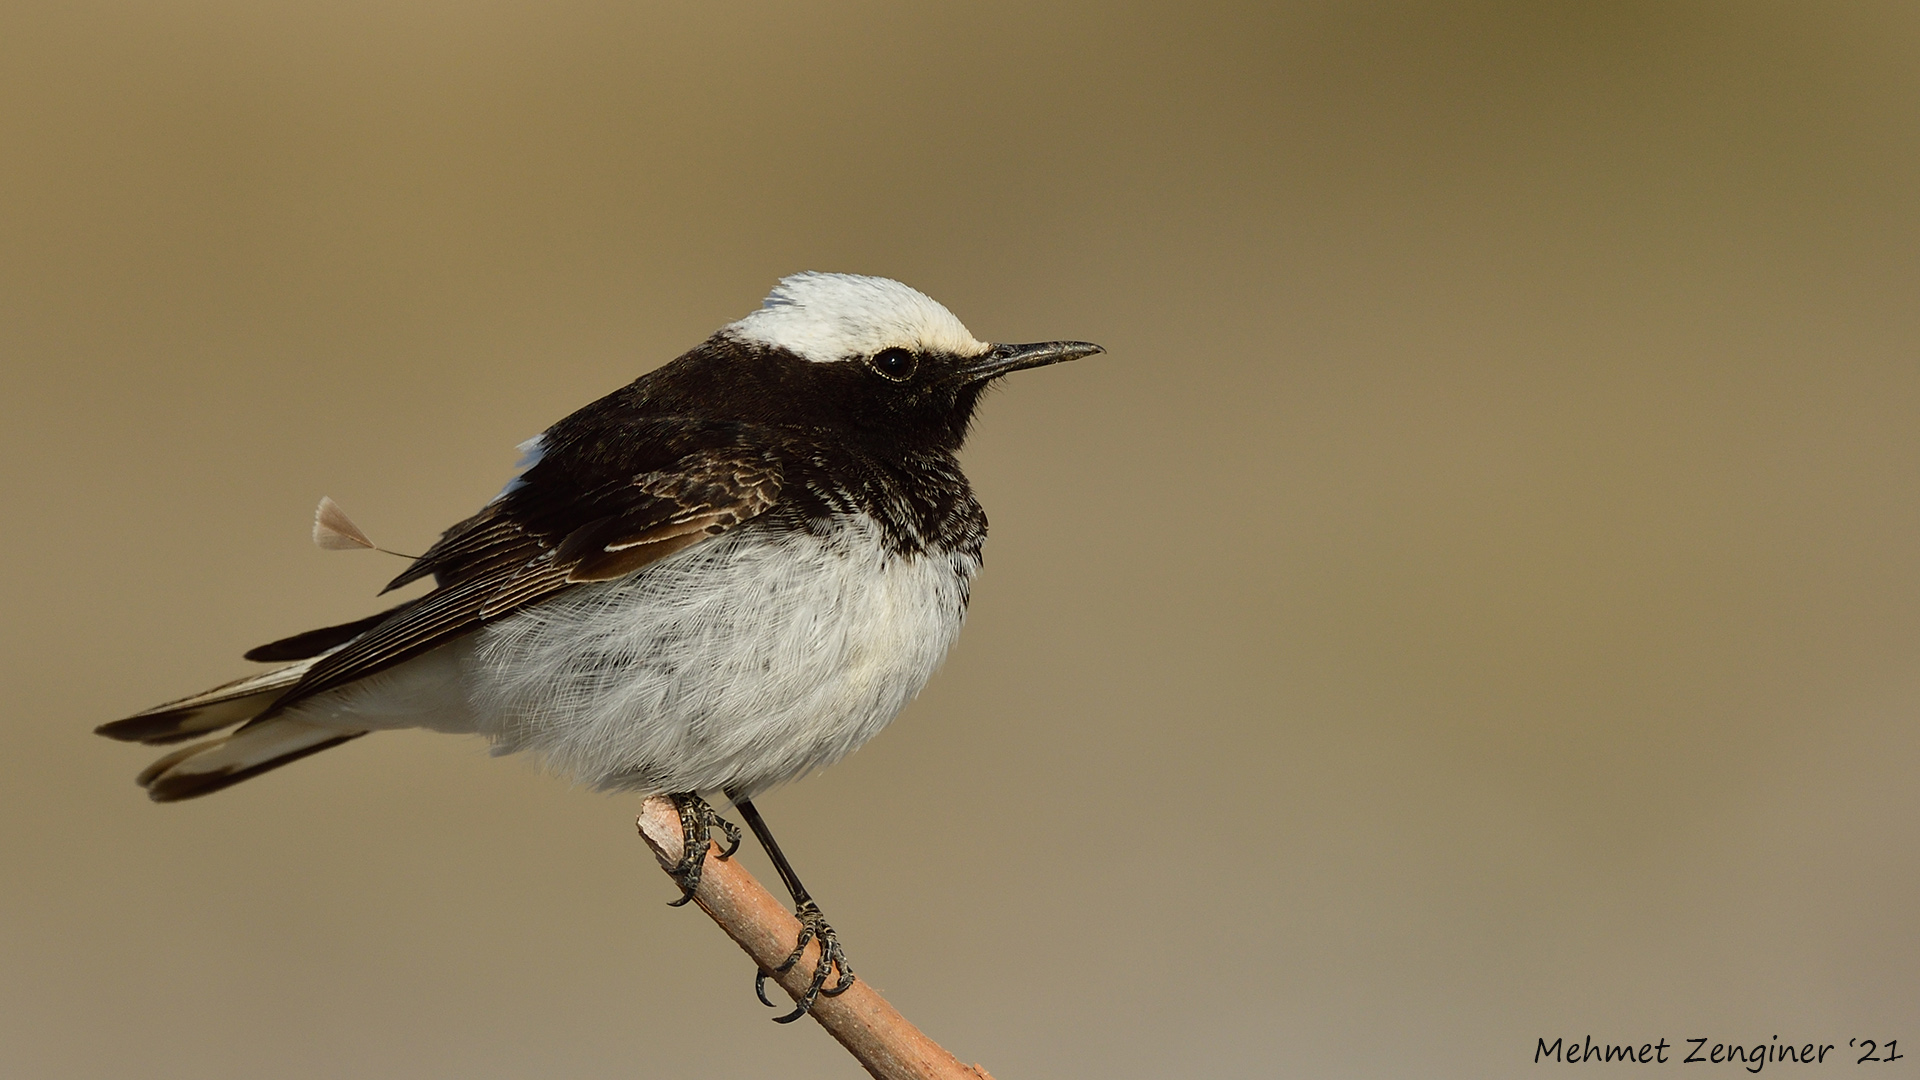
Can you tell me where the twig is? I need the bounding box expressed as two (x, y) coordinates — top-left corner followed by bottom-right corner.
(635, 796), (996, 1080)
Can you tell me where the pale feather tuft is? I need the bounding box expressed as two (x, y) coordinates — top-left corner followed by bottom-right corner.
(314, 496), (376, 551)
(312, 496), (420, 559)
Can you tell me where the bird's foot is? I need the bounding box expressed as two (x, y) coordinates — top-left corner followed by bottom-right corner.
(755, 899), (855, 1022)
(664, 793), (741, 906)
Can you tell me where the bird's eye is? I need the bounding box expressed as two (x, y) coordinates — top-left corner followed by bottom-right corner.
(868, 347), (918, 382)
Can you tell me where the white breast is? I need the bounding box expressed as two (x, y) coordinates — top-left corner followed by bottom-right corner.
(452, 518), (977, 796)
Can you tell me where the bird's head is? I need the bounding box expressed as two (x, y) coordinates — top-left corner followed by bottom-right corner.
(717, 272), (1103, 450)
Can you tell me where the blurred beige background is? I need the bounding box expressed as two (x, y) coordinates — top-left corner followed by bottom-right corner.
(4, 2), (1918, 1077)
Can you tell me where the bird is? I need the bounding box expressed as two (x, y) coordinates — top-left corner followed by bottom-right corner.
(97, 272), (1103, 1020)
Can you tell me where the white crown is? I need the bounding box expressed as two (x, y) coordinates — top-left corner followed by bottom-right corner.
(724, 273), (988, 363)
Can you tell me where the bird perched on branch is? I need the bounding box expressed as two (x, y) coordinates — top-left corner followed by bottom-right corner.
(98, 272), (1102, 1019)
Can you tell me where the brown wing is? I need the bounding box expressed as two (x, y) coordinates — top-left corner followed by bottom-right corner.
(242, 602), (419, 662)
(261, 445), (782, 714)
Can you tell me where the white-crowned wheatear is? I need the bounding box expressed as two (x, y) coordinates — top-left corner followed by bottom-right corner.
(99, 272), (1103, 1018)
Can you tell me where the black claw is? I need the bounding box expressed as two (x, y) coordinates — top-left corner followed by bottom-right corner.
(823, 964), (856, 998)
(713, 813), (743, 861)
(663, 793), (738, 906)
(755, 968), (779, 1008)
(773, 920), (816, 974)
(760, 899), (854, 1022)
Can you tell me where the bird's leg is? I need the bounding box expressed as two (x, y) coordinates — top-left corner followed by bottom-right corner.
(730, 794), (856, 1022)
(664, 792), (741, 906)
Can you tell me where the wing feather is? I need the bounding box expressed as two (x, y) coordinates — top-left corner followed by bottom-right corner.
(261, 438), (783, 716)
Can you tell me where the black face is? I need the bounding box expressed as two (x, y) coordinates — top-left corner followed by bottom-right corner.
(803, 339), (1107, 451)
(579, 335), (1103, 459)
(613, 341), (965, 454)
(817, 345), (992, 451)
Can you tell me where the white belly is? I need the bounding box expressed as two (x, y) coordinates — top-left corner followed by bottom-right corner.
(298, 519), (976, 796)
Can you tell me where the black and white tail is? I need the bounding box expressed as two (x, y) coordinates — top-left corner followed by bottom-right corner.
(99, 656), (365, 802)
(98, 606), (415, 800)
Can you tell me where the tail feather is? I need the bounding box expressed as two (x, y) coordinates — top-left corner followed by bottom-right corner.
(97, 660), (319, 745)
(139, 717), (366, 802)
(103, 658), (364, 801)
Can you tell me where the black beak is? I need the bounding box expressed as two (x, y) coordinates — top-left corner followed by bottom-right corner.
(961, 340), (1105, 382)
